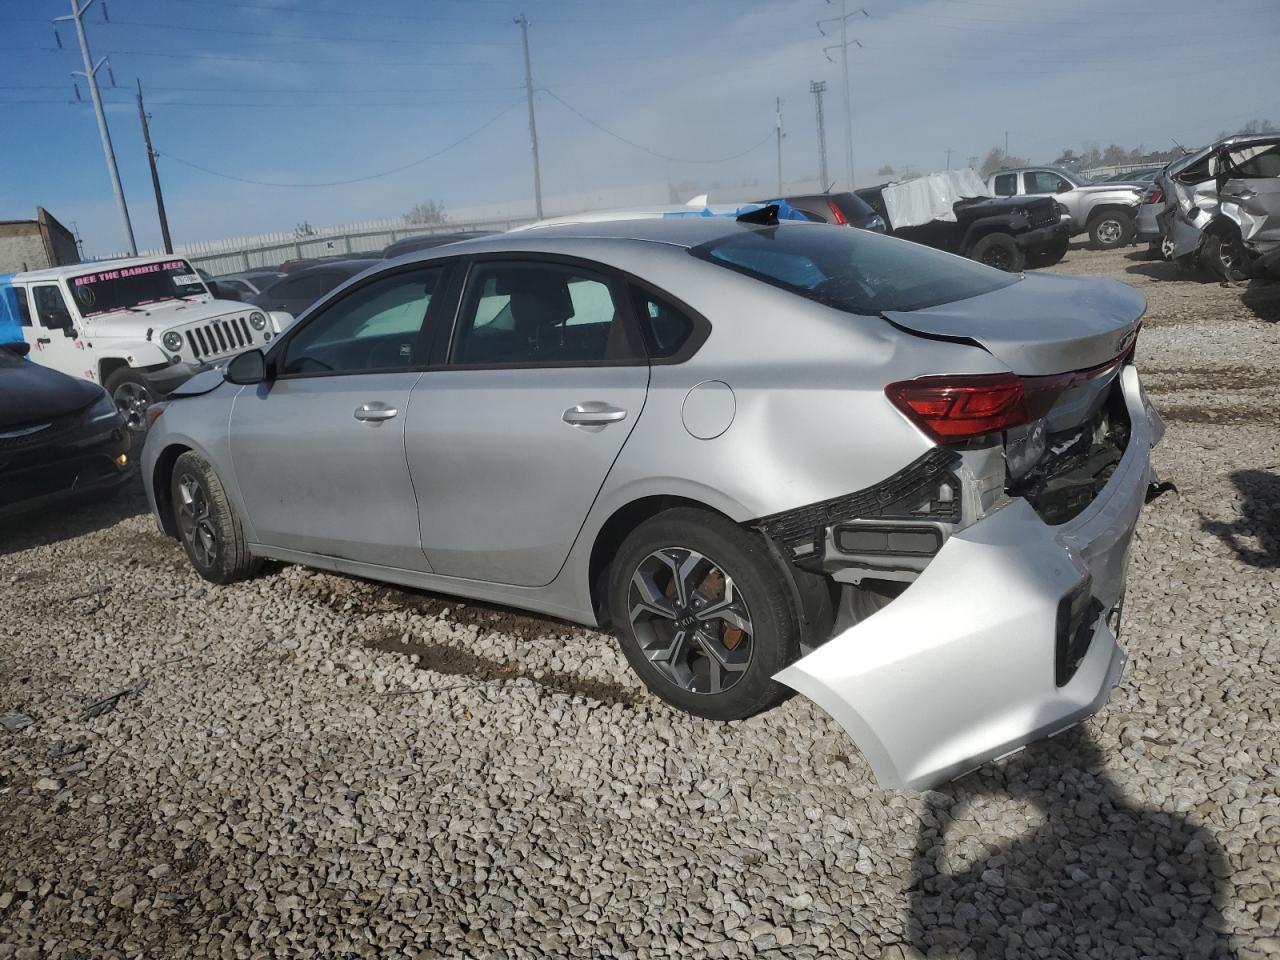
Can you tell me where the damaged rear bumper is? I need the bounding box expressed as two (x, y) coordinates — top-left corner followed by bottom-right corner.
(775, 366), (1163, 790)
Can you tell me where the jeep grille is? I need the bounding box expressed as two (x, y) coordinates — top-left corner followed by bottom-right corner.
(183, 316), (256, 361)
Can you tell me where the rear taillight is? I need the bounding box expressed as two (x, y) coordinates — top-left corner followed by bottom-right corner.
(1144, 188), (1163, 204)
(886, 358), (1125, 443)
(826, 198), (849, 225)
(885, 374), (1035, 441)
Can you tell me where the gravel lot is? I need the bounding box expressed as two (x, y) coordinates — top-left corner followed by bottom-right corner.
(2, 245), (1278, 959)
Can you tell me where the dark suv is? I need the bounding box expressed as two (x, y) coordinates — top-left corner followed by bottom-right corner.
(854, 183), (1069, 271)
(774, 192), (887, 232)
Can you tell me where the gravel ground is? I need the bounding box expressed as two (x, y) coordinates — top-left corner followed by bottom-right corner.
(2, 244), (1278, 959)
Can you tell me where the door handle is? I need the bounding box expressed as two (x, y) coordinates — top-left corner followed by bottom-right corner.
(354, 401), (398, 423)
(37, 337), (51, 345)
(563, 402), (627, 426)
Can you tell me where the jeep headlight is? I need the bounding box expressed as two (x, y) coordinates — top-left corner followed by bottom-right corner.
(249, 311), (267, 331)
(162, 330), (184, 352)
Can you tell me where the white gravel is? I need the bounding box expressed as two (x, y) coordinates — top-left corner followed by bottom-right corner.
(2, 245), (1278, 959)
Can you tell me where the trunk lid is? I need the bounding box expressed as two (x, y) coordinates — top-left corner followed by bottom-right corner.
(881, 273), (1144, 377)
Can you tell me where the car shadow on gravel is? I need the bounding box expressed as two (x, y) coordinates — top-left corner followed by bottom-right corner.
(1240, 281), (1280, 323)
(1201, 469), (1279, 569)
(905, 727), (1238, 959)
(0, 475), (147, 558)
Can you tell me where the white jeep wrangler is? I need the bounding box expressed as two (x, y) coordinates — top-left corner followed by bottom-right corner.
(7, 257), (281, 428)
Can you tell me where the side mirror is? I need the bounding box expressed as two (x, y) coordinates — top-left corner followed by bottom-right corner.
(55, 314), (77, 337)
(225, 348), (267, 385)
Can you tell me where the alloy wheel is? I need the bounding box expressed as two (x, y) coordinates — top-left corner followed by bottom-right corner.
(112, 381), (154, 430)
(176, 474), (218, 568)
(981, 247), (1013, 271)
(628, 547), (753, 695)
(1096, 219), (1123, 246)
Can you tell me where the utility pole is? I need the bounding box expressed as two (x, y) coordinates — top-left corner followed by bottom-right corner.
(819, 4), (867, 191)
(945, 147), (952, 170)
(136, 81), (172, 254)
(1004, 130), (1009, 158)
(775, 96), (784, 195)
(514, 14), (543, 220)
(55, 0), (135, 255)
(810, 81), (829, 190)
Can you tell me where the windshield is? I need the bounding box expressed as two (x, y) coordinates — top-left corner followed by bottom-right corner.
(691, 224), (1018, 314)
(68, 259), (209, 317)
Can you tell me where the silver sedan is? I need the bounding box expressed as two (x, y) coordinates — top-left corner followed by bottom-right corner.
(141, 216), (1163, 789)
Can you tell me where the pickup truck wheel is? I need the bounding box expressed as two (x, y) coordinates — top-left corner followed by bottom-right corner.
(1087, 211), (1135, 249)
(104, 369), (157, 431)
(608, 508), (800, 721)
(968, 233), (1025, 273)
(171, 451), (262, 584)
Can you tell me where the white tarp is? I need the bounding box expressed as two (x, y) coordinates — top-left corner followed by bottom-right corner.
(882, 169), (994, 230)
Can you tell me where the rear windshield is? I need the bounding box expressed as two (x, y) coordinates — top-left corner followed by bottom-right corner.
(68, 259), (208, 317)
(691, 225), (1018, 314)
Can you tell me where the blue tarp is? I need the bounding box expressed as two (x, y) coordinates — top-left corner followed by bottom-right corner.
(661, 199), (810, 222)
(0, 274), (25, 346)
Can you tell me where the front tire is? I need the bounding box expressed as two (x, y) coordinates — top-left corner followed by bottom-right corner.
(171, 451), (262, 584)
(1203, 231), (1250, 284)
(1087, 210), (1135, 249)
(968, 232), (1025, 273)
(608, 508), (800, 721)
(104, 368), (158, 432)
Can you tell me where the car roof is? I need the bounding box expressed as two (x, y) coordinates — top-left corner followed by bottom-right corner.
(417, 216), (758, 254)
(289, 258), (381, 277)
(12, 255), (193, 285)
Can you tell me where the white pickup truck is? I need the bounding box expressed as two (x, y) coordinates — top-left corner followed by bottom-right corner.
(3, 256), (283, 428)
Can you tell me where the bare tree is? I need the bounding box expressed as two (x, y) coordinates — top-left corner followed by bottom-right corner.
(405, 200), (448, 225)
(877, 164), (896, 176)
(979, 146), (1028, 178)
(1102, 143), (1128, 166)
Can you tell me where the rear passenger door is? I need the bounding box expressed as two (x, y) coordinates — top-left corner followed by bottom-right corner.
(1220, 139), (1280, 246)
(404, 257), (649, 587)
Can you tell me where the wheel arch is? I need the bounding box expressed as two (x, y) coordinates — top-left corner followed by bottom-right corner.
(1085, 202), (1136, 225)
(98, 356), (130, 385)
(150, 442), (194, 538)
(586, 494), (742, 628)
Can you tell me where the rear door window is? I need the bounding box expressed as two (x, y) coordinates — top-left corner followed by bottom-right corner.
(450, 262), (642, 366)
(631, 288), (696, 359)
(992, 173), (1018, 196)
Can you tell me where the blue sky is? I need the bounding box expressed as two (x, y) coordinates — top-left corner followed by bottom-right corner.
(2, 0), (1276, 258)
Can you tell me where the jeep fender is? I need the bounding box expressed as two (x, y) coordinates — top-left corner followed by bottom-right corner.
(959, 214), (1024, 254)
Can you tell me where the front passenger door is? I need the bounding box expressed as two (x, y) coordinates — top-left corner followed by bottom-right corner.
(405, 259), (650, 587)
(230, 264), (447, 568)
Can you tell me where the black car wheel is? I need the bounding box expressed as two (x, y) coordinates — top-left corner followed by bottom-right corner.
(104, 368), (156, 431)
(171, 451), (262, 584)
(1203, 231), (1250, 285)
(608, 508), (800, 720)
(969, 233), (1025, 273)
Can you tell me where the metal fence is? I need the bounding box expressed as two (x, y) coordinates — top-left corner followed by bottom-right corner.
(100, 214), (537, 275)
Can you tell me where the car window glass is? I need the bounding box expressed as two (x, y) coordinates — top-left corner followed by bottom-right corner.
(451, 262), (640, 366)
(1226, 143), (1280, 179)
(5, 286), (33, 326)
(631, 288), (695, 359)
(694, 225), (1018, 314)
(992, 173), (1017, 196)
(281, 267), (441, 376)
(32, 285), (72, 329)
(1024, 171), (1067, 194)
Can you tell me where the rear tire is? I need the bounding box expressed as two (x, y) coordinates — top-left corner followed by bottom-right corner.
(170, 451), (262, 584)
(607, 508), (800, 721)
(1203, 231), (1250, 284)
(969, 233), (1025, 273)
(1087, 210), (1135, 249)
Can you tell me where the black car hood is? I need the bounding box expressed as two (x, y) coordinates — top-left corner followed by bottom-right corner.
(0, 359), (101, 428)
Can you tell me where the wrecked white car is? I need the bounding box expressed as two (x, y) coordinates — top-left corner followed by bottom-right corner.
(142, 216), (1164, 790)
(1157, 133), (1280, 282)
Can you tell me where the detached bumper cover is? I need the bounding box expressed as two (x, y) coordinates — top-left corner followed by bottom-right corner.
(775, 366), (1163, 790)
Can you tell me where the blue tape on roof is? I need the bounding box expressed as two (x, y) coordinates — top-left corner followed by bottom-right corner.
(0, 275), (24, 346)
(662, 200), (810, 222)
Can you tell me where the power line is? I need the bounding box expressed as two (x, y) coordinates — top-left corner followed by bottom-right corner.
(541, 89), (773, 165)
(155, 101), (522, 187)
